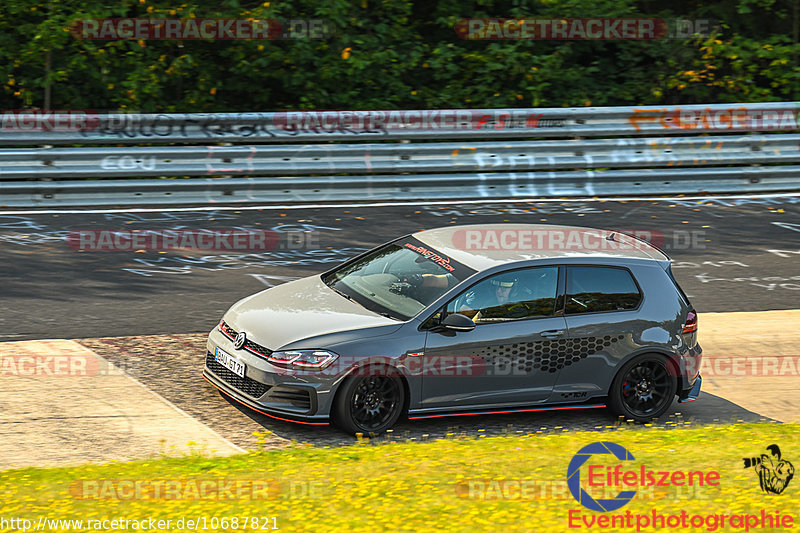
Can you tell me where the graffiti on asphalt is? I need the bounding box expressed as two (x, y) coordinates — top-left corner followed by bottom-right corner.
(671, 261), (750, 268)
(0, 215), (48, 231)
(0, 231), (69, 246)
(674, 258), (800, 290)
(767, 249), (800, 258)
(666, 196), (800, 208)
(772, 222), (800, 233)
(104, 211), (242, 224)
(422, 204), (602, 217)
(694, 272), (800, 291)
(121, 247), (365, 276)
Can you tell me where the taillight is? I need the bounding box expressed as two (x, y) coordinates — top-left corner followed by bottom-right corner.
(682, 311), (698, 334)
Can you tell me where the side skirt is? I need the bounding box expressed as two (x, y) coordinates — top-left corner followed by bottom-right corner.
(407, 403), (607, 420)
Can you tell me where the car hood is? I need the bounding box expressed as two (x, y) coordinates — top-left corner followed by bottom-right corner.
(223, 275), (399, 350)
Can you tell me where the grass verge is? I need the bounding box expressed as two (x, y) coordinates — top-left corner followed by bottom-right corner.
(1, 422), (798, 532)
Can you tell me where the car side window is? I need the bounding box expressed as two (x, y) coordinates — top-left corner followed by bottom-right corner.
(565, 266), (641, 314)
(445, 267), (559, 324)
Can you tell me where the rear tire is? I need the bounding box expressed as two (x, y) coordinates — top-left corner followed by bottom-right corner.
(609, 354), (677, 423)
(333, 373), (405, 436)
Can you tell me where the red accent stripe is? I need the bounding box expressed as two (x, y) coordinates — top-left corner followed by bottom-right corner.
(219, 325), (235, 340)
(218, 325), (272, 360)
(203, 376), (329, 426)
(244, 346), (271, 359)
(408, 404), (606, 420)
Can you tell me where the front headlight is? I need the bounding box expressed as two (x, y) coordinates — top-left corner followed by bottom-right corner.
(268, 350), (339, 370)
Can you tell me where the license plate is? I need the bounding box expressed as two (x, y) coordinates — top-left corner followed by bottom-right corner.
(215, 347), (245, 378)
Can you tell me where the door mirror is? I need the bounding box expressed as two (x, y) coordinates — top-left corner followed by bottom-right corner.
(440, 313), (476, 332)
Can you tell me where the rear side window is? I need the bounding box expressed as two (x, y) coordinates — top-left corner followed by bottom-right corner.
(666, 265), (691, 305)
(565, 266), (641, 314)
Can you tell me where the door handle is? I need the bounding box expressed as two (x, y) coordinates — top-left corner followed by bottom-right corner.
(540, 330), (565, 338)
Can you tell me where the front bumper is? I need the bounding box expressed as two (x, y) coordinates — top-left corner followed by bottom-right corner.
(203, 327), (336, 424)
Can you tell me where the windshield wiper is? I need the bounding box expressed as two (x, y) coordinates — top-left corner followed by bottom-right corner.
(329, 284), (358, 304)
(328, 283), (403, 321)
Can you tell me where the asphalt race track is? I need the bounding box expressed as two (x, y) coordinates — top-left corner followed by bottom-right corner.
(1, 196), (799, 340)
(1, 195), (799, 453)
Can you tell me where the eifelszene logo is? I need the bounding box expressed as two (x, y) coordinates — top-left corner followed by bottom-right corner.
(743, 444), (794, 494)
(566, 441), (720, 512)
(567, 442), (637, 512)
(567, 442), (796, 531)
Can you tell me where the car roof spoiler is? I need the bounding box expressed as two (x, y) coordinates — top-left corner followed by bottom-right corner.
(612, 230), (672, 268)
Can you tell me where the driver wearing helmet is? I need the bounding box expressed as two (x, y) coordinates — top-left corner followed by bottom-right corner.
(460, 274), (520, 322)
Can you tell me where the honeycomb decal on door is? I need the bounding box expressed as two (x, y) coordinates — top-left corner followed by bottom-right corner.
(477, 335), (625, 374)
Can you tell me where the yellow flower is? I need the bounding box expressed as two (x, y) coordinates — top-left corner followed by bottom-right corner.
(210, 87), (217, 95)
(341, 47), (352, 60)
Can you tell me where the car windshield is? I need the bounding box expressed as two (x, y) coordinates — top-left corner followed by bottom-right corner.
(323, 237), (476, 320)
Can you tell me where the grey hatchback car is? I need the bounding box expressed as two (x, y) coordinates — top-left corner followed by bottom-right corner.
(204, 224), (702, 435)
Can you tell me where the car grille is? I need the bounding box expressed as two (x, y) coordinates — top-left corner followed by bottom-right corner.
(220, 321), (273, 358)
(265, 387), (312, 410)
(206, 351), (270, 398)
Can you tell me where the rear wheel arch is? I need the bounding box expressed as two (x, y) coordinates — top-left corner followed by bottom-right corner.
(608, 351), (679, 422)
(611, 348), (684, 393)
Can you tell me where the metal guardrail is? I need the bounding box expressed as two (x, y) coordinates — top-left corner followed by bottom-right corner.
(3, 135), (800, 179)
(1, 102), (799, 206)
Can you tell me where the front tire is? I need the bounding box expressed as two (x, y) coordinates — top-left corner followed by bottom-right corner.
(333, 373), (405, 436)
(609, 354), (677, 422)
